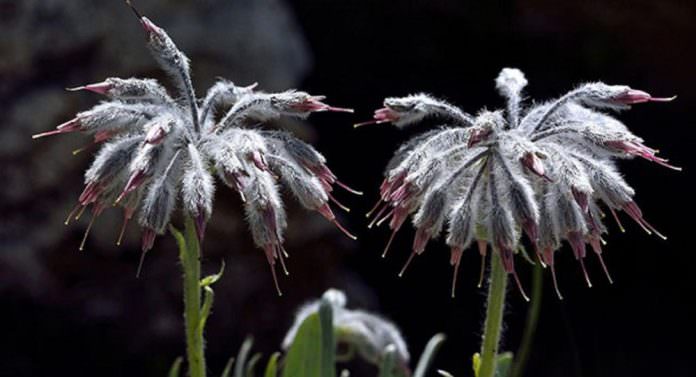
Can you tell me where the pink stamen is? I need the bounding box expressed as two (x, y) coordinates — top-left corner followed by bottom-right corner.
(332, 219), (357, 240)
(398, 252), (417, 277)
(264, 244), (283, 297)
(382, 227), (400, 258)
(450, 247), (464, 298)
(334, 179), (363, 195)
(578, 257), (592, 288)
(328, 192), (350, 213)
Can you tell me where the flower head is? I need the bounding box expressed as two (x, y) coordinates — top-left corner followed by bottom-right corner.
(283, 289), (410, 373)
(360, 68), (678, 299)
(33, 5), (358, 294)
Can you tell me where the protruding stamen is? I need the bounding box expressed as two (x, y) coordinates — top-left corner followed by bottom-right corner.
(79, 208), (99, 252)
(477, 240), (487, 288)
(594, 252), (614, 284)
(333, 219), (357, 240)
(136, 249), (148, 278)
(366, 198), (384, 218)
(277, 245), (290, 276)
(64, 203), (82, 225)
(477, 253), (486, 288)
(578, 258), (592, 288)
(375, 208), (395, 228)
(511, 270), (530, 302)
(334, 180), (363, 195)
(398, 252), (417, 277)
(116, 215), (130, 246)
(382, 228), (399, 258)
(450, 247), (464, 298)
(328, 193), (350, 213)
(609, 208), (626, 233)
(74, 205), (87, 221)
(549, 263), (564, 300)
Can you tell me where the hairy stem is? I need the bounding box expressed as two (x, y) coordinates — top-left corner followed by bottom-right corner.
(176, 216), (207, 377)
(511, 262), (543, 377)
(478, 251), (508, 377)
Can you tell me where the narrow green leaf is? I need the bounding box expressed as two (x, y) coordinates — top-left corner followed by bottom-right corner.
(263, 353), (280, 377)
(167, 356), (183, 377)
(378, 344), (397, 377)
(234, 337), (254, 377)
(246, 353), (262, 377)
(200, 260), (226, 288)
(413, 333), (446, 377)
(437, 370), (455, 377)
(221, 357), (235, 377)
(494, 352), (514, 377)
(199, 286), (214, 332)
(281, 312), (322, 377)
(319, 298), (336, 377)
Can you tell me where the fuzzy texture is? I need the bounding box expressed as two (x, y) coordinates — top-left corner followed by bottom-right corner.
(33, 12), (355, 292)
(363, 68), (678, 298)
(282, 289), (410, 371)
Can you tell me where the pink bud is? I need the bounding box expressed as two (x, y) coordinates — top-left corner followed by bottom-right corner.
(613, 89), (676, 104)
(354, 107), (401, 127)
(520, 152), (546, 178)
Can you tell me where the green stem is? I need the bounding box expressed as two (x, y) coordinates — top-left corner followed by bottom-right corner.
(511, 262), (543, 377)
(177, 216), (207, 377)
(478, 251), (508, 377)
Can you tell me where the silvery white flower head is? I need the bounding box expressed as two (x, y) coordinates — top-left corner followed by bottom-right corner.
(357, 68), (679, 299)
(32, 4), (358, 294)
(282, 288), (410, 374)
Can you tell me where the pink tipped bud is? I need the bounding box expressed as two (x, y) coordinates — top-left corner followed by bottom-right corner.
(567, 231), (587, 260)
(32, 118), (82, 139)
(354, 107), (400, 127)
(117, 169), (148, 204)
(613, 89), (676, 104)
(145, 124), (168, 145)
(571, 187), (589, 213)
(292, 96), (354, 113)
(140, 17), (160, 34)
(467, 127), (492, 148)
(520, 152), (546, 179)
(318, 203), (336, 221)
(141, 228), (157, 252)
(67, 81), (113, 95)
(412, 227), (430, 255)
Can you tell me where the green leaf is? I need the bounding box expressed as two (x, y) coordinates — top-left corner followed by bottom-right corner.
(281, 312), (323, 377)
(378, 345), (397, 377)
(167, 356), (183, 377)
(494, 352), (514, 377)
(413, 333), (446, 377)
(319, 298), (336, 377)
(246, 353), (262, 377)
(234, 337), (254, 377)
(437, 370), (455, 377)
(199, 286), (214, 332)
(221, 357), (235, 377)
(264, 353), (280, 377)
(200, 260), (226, 288)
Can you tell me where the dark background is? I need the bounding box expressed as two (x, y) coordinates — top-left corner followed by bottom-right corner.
(1, 1), (694, 376)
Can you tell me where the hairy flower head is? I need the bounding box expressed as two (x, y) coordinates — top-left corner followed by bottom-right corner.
(32, 5), (358, 294)
(360, 68), (678, 299)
